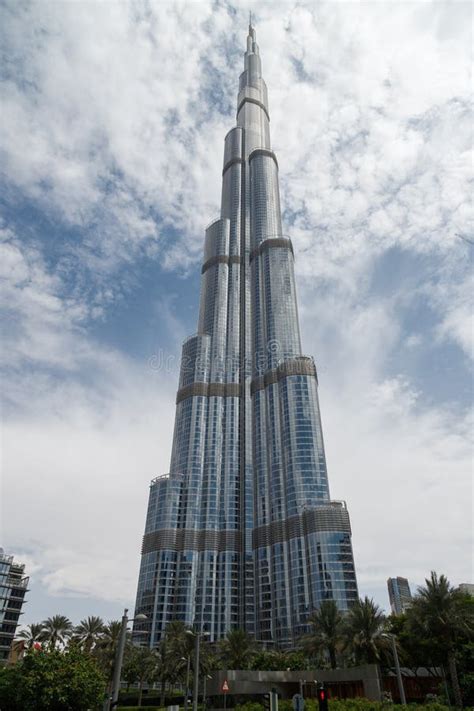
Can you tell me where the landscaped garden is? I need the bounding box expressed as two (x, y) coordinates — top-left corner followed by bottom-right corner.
(0, 572), (472, 709)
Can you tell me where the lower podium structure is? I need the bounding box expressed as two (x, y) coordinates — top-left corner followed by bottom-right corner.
(204, 667), (442, 705)
(206, 669), (383, 703)
(133, 23), (358, 648)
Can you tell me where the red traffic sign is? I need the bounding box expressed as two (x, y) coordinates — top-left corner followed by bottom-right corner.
(222, 680), (229, 693)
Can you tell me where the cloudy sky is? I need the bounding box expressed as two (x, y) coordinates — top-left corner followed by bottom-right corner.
(1, 0), (472, 627)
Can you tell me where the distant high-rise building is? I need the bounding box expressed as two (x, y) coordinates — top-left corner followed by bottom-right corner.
(387, 576), (412, 614)
(0, 549), (29, 663)
(133, 23), (358, 648)
(458, 583), (474, 596)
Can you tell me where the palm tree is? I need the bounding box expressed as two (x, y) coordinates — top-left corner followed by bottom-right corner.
(164, 620), (193, 663)
(41, 615), (73, 649)
(123, 643), (141, 691)
(302, 599), (344, 669)
(343, 597), (388, 665)
(154, 628), (189, 707)
(219, 628), (256, 670)
(100, 620), (123, 652)
(409, 572), (473, 709)
(135, 646), (159, 706)
(72, 615), (105, 653)
(95, 620), (123, 679)
(15, 623), (45, 651)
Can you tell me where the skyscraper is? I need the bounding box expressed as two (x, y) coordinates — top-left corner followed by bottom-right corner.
(387, 577), (412, 615)
(0, 549), (29, 664)
(134, 23), (358, 648)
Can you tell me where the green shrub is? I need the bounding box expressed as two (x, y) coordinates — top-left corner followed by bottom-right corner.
(327, 701), (450, 711)
(0, 647), (106, 710)
(235, 703), (265, 711)
(236, 700), (450, 711)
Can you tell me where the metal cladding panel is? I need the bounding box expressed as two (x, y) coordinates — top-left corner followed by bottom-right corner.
(263, 249), (301, 368)
(247, 53), (262, 84)
(142, 528), (241, 554)
(198, 265), (229, 380)
(237, 85), (269, 112)
(252, 504), (358, 643)
(223, 126), (243, 165)
(237, 97), (270, 123)
(221, 163), (242, 233)
(204, 218), (230, 261)
(144, 476), (183, 534)
(225, 261), (241, 382)
(239, 69), (266, 93)
(249, 153), (283, 248)
(238, 103), (270, 144)
(199, 220), (230, 378)
(243, 129), (270, 159)
(179, 334), (211, 388)
(279, 373), (330, 513)
(253, 505), (353, 547)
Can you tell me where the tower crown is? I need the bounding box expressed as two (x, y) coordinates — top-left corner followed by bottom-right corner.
(240, 21), (264, 93)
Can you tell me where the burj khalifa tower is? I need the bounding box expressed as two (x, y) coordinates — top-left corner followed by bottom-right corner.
(133, 23), (358, 648)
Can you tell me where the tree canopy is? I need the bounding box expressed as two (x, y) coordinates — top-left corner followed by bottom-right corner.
(0, 647), (106, 710)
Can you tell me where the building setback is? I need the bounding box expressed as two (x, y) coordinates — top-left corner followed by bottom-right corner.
(387, 577), (412, 615)
(134, 23), (358, 648)
(0, 549), (28, 663)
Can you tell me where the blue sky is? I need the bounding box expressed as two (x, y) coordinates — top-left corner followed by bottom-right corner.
(1, 0), (472, 627)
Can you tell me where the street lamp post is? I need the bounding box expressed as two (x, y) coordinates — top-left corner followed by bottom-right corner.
(192, 631), (200, 711)
(203, 674), (212, 709)
(386, 633), (406, 705)
(108, 609), (147, 711)
(187, 628), (210, 711)
(181, 655), (191, 711)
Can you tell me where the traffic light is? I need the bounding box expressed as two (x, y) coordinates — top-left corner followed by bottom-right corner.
(270, 689), (279, 711)
(317, 685), (328, 711)
(263, 690), (279, 711)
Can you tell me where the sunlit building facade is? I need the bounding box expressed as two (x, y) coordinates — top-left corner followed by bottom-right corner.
(387, 577), (412, 614)
(134, 24), (358, 648)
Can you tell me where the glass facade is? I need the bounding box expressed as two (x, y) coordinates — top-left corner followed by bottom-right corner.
(387, 577), (412, 615)
(0, 549), (28, 663)
(134, 24), (358, 648)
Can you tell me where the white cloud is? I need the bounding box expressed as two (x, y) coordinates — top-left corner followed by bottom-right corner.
(1, 0), (238, 279)
(1, 0), (472, 618)
(1, 228), (91, 373)
(3, 343), (177, 606)
(1, 224), (177, 607)
(434, 272), (474, 358)
(299, 282), (472, 600)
